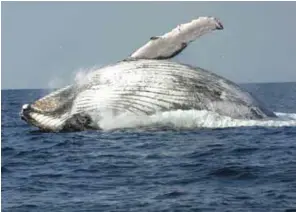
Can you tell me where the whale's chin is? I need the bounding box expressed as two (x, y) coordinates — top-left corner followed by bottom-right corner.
(20, 104), (95, 132)
(20, 104), (66, 132)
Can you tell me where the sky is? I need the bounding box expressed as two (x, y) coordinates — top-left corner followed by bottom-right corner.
(2, 1), (296, 89)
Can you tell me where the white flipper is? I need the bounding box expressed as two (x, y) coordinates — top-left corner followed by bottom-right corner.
(130, 16), (223, 60)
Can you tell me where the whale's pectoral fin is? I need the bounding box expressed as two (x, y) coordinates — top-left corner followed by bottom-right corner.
(156, 42), (188, 60)
(130, 16), (223, 60)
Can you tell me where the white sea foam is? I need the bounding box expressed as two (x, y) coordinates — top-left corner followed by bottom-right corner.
(95, 110), (296, 131)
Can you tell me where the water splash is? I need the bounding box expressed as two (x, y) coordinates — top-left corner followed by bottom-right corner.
(47, 65), (103, 91)
(73, 65), (103, 87)
(47, 77), (64, 90)
(95, 110), (296, 131)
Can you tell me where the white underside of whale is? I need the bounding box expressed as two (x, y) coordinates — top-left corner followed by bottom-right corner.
(68, 60), (271, 122)
(24, 59), (276, 131)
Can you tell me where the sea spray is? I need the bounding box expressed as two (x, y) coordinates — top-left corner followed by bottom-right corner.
(95, 110), (296, 131)
(48, 77), (65, 90)
(73, 65), (103, 86)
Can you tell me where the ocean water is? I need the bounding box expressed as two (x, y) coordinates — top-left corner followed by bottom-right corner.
(2, 82), (296, 212)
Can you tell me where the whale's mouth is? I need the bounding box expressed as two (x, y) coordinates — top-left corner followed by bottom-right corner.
(20, 85), (96, 132)
(20, 103), (94, 132)
(20, 85), (77, 131)
(20, 103), (69, 131)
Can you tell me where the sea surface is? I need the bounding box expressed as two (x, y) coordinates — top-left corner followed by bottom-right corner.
(2, 82), (296, 212)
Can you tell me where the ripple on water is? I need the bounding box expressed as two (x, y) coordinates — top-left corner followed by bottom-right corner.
(231, 147), (259, 153)
(1, 166), (12, 174)
(155, 190), (187, 199)
(209, 166), (260, 180)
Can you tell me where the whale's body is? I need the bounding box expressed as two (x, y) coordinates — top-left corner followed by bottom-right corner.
(20, 17), (277, 131)
(21, 59), (275, 131)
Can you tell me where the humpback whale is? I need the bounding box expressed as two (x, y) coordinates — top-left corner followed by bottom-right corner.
(20, 17), (276, 132)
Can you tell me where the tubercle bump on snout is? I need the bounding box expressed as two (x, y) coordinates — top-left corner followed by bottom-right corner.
(20, 104), (31, 121)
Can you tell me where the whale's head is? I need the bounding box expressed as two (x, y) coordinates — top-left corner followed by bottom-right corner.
(20, 85), (90, 132)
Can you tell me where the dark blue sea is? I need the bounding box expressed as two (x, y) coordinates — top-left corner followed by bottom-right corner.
(2, 82), (296, 212)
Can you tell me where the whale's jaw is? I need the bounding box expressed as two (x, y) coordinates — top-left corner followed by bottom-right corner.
(20, 86), (95, 132)
(20, 103), (67, 131)
(20, 85), (86, 132)
(20, 103), (94, 132)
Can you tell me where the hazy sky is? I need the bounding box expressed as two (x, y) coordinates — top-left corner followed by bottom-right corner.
(2, 2), (296, 89)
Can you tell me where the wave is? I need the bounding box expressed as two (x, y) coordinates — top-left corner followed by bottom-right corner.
(94, 110), (296, 131)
